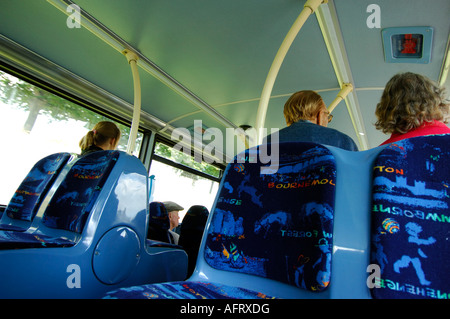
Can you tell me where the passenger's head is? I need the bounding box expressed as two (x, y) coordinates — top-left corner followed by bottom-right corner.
(163, 201), (184, 230)
(79, 121), (121, 152)
(375, 72), (450, 134)
(284, 90), (331, 127)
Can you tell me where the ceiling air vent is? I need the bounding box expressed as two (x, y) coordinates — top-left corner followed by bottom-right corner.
(382, 26), (433, 63)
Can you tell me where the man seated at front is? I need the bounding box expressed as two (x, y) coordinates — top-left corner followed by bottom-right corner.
(163, 201), (184, 245)
(264, 90), (358, 151)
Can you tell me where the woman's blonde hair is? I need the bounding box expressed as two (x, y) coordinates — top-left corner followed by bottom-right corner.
(79, 121), (121, 151)
(284, 90), (325, 126)
(375, 72), (450, 134)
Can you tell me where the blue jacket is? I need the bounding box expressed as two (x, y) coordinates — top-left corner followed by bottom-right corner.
(264, 120), (359, 151)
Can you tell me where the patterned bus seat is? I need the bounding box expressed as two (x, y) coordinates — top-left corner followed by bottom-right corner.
(0, 152), (71, 232)
(147, 201), (174, 244)
(178, 205), (209, 278)
(0, 150), (187, 298)
(104, 142), (337, 299)
(370, 135), (450, 299)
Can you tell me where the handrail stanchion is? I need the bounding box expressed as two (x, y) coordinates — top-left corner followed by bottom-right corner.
(255, 0), (328, 144)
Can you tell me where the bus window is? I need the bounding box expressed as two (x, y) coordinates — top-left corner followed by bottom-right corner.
(0, 69), (143, 205)
(149, 141), (222, 221)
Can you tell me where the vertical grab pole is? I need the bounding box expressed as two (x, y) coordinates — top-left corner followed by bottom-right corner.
(255, 0), (327, 144)
(123, 50), (141, 155)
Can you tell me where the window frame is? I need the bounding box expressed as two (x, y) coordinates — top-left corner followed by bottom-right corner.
(0, 48), (225, 189)
(0, 62), (148, 158)
(150, 135), (224, 183)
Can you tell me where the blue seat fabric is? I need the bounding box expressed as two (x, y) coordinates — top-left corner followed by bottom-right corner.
(104, 281), (276, 299)
(42, 151), (119, 233)
(0, 151), (119, 250)
(370, 135), (450, 299)
(104, 142), (336, 299)
(204, 142), (336, 292)
(179, 205), (210, 278)
(1, 153), (71, 231)
(0, 231), (75, 250)
(147, 201), (174, 244)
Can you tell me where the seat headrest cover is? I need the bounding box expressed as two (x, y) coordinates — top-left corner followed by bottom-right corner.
(185, 205), (209, 217)
(181, 205), (209, 232)
(5, 153), (71, 221)
(370, 135), (450, 299)
(204, 142), (336, 292)
(42, 151), (119, 233)
(149, 201), (170, 230)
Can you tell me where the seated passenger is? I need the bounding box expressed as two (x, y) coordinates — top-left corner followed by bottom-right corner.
(264, 90), (358, 151)
(79, 121), (121, 156)
(163, 201), (184, 245)
(375, 72), (450, 145)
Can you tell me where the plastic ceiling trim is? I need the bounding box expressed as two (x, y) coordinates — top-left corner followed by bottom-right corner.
(0, 34), (230, 164)
(439, 33), (450, 87)
(160, 87), (341, 131)
(46, 0), (238, 130)
(0, 34), (164, 131)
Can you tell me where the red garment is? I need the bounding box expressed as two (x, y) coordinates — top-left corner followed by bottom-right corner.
(380, 120), (450, 145)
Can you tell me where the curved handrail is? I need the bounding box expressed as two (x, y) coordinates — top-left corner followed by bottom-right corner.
(327, 83), (353, 113)
(255, 0), (327, 144)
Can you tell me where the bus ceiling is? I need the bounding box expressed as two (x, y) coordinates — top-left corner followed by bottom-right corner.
(47, 0), (365, 150)
(0, 0), (449, 151)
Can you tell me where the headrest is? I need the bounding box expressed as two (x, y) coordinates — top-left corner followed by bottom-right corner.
(180, 205), (209, 232)
(43, 151), (119, 233)
(149, 201), (170, 230)
(204, 142), (336, 292)
(370, 135), (450, 299)
(5, 153), (71, 221)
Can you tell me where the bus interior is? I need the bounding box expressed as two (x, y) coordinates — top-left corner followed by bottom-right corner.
(0, 0), (449, 300)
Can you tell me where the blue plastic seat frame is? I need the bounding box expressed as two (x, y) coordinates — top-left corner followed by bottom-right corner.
(188, 144), (387, 299)
(202, 143), (384, 299)
(0, 150), (187, 298)
(104, 142), (390, 299)
(5, 137), (446, 299)
(106, 136), (449, 299)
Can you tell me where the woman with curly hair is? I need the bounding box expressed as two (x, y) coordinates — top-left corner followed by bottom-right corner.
(375, 72), (450, 145)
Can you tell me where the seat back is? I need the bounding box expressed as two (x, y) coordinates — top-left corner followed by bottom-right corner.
(147, 201), (173, 243)
(203, 142), (336, 292)
(179, 205), (209, 277)
(370, 135), (450, 299)
(0, 152), (72, 231)
(42, 150), (119, 233)
(0, 150), (189, 298)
